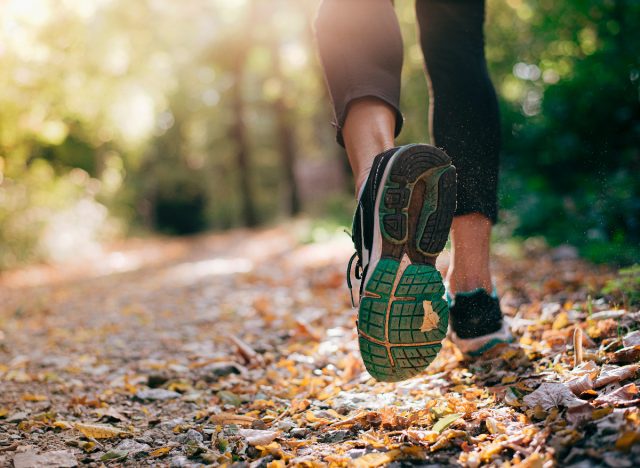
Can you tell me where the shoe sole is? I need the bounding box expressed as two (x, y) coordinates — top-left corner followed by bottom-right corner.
(357, 144), (456, 382)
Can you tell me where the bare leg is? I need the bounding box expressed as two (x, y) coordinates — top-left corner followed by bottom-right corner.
(446, 213), (493, 294)
(342, 97), (396, 196)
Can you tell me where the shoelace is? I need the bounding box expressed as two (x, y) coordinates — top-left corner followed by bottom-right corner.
(346, 251), (363, 307)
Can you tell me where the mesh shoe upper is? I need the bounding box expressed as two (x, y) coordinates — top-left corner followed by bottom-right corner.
(347, 147), (399, 304)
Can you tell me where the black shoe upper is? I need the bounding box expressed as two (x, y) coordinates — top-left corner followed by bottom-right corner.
(347, 147), (400, 304)
(449, 289), (503, 339)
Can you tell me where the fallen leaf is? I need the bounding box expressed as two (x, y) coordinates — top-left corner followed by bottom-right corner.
(594, 364), (639, 388)
(420, 301), (440, 332)
(566, 374), (594, 396)
(52, 420), (73, 430)
(94, 407), (129, 422)
(615, 431), (640, 452)
(74, 422), (128, 439)
(523, 383), (586, 410)
(610, 346), (640, 364)
(404, 430), (439, 445)
(432, 413), (462, 434)
(239, 428), (280, 446)
(21, 394), (48, 402)
(594, 383), (640, 407)
(623, 330), (640, 347)
(209, 412), (255, 426)
(351, 450), (400, 468)
(149, 447), (172, 458)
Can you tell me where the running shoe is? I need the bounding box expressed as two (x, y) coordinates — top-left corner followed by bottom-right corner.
(347, 144), (456, 382)
(448, 288), (514, 358)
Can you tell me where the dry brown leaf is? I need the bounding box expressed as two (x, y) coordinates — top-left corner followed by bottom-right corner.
(610, 345), (640, 364)
(523, 383), (586, 410)
(623, 330), (640, 347)
(420, 301), (440, 332)
(594, 364), (639, 388)
(74, 422), (127, 439)
(404, 429), (439, 445)
(594, 383), (640, 407)
(566, 374), (594, 396)
(209, 412), (255, 426)
(94, 407), (129, 422)
(21, 393), (48, 402)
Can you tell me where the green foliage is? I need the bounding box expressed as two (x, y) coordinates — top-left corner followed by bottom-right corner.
(602, 264), (640, 307)
(487, 0), (640, 263)
(0, 0), (638, 268)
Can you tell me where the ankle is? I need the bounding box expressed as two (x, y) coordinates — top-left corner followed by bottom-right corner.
(355, 171), (370, 199)
(446, 273), (493, 296)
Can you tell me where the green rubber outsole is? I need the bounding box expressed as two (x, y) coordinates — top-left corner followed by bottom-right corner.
(356, 144), (455, 382)
(358, 258), (449, 382)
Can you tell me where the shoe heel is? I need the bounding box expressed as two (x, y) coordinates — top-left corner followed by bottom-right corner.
(379, 145), (452, 246)
(416, 165), (456, 256)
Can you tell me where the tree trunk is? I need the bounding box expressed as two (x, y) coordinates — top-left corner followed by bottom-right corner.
(230, 60), (258, 227)
(228, 1), (259, 228)
(270, 39), (301, 216)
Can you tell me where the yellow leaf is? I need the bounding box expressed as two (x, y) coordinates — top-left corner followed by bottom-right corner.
(266, 461), (286, 468)
(80, 441), (96, 453)
(149, 446), (172, 458)
(74, 422), (127, 439)
(616, 431), (640, 452)
(0, 407), (8, 418)
(53, 420), (73, 430)
(352, 450), (401, 468)
(591, 407), (613, 420)
(552, 312), (569, 330)
(501, 375), (517, 384)
(167, 381), (191, 393)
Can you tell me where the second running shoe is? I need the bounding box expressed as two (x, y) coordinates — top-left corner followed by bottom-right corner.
(347, 144), (456, 382)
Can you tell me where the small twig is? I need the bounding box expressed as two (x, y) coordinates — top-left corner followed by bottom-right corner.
(574, 326), (584, 368)
(88, 437), (105, 451)
(0, 442), (19, 452)
(229, 335), (263, 366)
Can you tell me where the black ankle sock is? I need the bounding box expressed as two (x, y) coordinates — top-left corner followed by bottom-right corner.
(449, 289), (503, 339)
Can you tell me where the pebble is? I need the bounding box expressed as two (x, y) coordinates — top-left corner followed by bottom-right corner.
(180, 429), (204, 444)
(291, 428), (309, 439)
(13, 449), (77, 468)
(7, 412), (29, 423)
(134, 389), (181, 401)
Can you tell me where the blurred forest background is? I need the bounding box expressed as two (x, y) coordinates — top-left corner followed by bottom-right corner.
(1, 0), (639, 270)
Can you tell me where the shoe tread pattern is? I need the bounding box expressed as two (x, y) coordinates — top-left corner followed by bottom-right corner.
(358, 258), (449, 382)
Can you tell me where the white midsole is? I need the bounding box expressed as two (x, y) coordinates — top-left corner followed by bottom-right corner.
(361, 144), (418, 291)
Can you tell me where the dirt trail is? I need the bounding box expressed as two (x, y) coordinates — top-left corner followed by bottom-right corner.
(1, 224), (638, 467)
